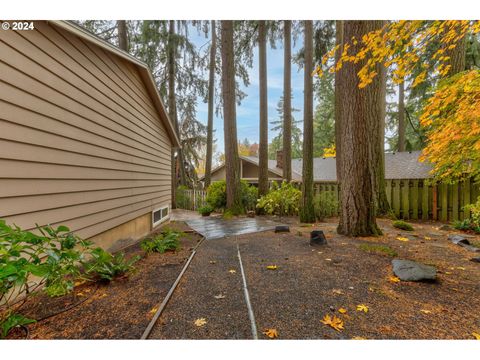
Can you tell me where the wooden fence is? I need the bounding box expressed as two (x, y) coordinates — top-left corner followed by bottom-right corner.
(313, 179), (479, 222)
(176, 189), (207, 211)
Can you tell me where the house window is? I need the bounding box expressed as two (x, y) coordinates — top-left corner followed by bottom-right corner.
(152, 205), (169, 227)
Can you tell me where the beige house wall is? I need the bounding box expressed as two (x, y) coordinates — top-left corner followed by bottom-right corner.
(0, 21), (172, 245)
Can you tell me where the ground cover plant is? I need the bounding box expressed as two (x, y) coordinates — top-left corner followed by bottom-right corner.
(141, 229), (182, 254)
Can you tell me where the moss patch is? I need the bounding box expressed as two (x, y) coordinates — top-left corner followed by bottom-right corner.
(359, 243), (398, 257)
(392, 220), (414, 231)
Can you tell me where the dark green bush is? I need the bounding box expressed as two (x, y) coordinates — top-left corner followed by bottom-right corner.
(176, 185), (190, 209)
(256, 181), (301, 216)
(198, 204), (214, 216)
(359, 244), (398, 257)
(141, 229), (182, 254)
(453, 219), (480, 234)
(313, 192), (338, 221)
(392, 220), (414, 231)
(83, 248), (139, 282)
(206, 180), (258, 212)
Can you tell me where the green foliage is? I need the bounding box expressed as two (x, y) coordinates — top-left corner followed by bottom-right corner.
(359, 244), (398, 257)
(452, 219), (480, 233)
(313, 192), (338, 221)
(176, 185), (190, 209)
(256, 181), (301, 216)
(141, 229), (182, 254)
(464, 196), (480, 228)
(222, 209), (235, 220)
(392, 220), (414, 231)
(1, 312), (36, 339)
(206, 180), (258, 212)
(84, 248), (139, 282)
(198, 204), (214, 216)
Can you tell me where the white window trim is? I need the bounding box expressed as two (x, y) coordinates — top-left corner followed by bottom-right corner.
(152, 205), (170, 228)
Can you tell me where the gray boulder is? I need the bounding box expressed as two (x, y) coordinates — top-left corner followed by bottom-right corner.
(448, 234), (470, 245)
(392, 259), (437, 281)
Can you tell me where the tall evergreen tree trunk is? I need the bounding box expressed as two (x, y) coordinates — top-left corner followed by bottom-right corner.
(398, 81), (406, 152)
(258, 21), (269, 197)
(300, 20), (315, 223)
(117, 20), (128, 51)
(334, 20), (344, 184)
(446, 35), (467, 75)
(283, 20), (292, 182)
(221, 21), (242, 213)
(204, 20), (216, 189)
(372, 34), (390, 216)
(337, 21), (382, 237)
(168, 20), (187, 188)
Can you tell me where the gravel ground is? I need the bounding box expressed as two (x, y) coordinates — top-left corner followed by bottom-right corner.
(148, 236), (252, 339)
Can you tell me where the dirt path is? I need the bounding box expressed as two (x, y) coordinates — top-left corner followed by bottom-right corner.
(148, 237), (252, 339)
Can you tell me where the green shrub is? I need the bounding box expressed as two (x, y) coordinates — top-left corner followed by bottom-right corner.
(453, 219), (480, 234)
(359, 244), (398, 257)
(392, 220), (414, 231)
(314, 192), (338, 221)
(0, 221), (92, 337)
(256, 181), (301, 216)
(206, 180), (258, 212)
(83, 248), (139, 282)
(141, 229), (182, 254)
(198, 204), (214, 216)
(464, 196), (480, 228)
(176, 185), (189, 209)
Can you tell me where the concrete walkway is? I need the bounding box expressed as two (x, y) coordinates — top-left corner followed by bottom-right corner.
(186, 217), (283, 240)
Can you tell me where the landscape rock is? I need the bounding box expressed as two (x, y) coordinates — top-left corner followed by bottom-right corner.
(310, 230), (327, 246)
(274, 225), (290, 233)
(448, 234), (470, 245)
(470, 257), (480, 263)
(392, 259), (437, 281)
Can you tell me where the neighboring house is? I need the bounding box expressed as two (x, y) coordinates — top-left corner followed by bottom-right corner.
(203, 150), (433, 184)
(0, 21), (180, 250)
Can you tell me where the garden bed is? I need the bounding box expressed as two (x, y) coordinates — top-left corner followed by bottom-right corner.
(7, 221), (202, 339)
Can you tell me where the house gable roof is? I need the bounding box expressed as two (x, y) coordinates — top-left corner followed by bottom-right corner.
(49, 21), (181, 148)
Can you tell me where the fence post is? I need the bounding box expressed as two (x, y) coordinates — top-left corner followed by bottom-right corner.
(411, 180), (418, 220)
(421, 181), (429, 220)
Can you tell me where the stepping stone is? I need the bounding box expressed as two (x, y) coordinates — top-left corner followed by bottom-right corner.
(274, 225), (290, 233)
(310, 230), (327, 246)
(439, 225), (452, 231)
(392, 259), (437, 281)
(470, 257), (480, 263)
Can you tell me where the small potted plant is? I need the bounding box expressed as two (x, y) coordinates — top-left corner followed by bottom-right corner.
(198, 204), (214, 217)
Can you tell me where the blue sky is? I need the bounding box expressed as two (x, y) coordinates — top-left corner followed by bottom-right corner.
(190, 30), (314, 156)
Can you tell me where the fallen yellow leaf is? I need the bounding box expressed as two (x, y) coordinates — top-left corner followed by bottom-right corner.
(472, 332), (480, 340)
(420, 309), (431, 314)
(76, 292), (84, 297)
(445, 271), (452, 275)
(396, 237), (409, 242)
(194, 318), (207, 327)
(325, 258), (332, 261)
(389, 276), (401, 283)
(266, 265), (278, 270)
(424, 236), (432, 240)
(228, 269), (236, 274)
(456, 267), (466, 270)
(338, 308), (348, 314)
(214, 294), (226, 299)
(356, 304), (369, 313)
(209, 260), (216, 264)
(99, 293), (108, 299)
(149, 307), (158, 314)
(263, 328), (278, 338)
(351, 336), (367, 340)
(321, 314), (344, 332)
(332, 289), (344, 295)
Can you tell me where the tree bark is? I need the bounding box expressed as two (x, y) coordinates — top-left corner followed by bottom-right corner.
(283, 20), (292, 182)
(204, 20), (216, 189)
(337, 21), (382, 237)
(117, 20), (128, 52)
(258, 21), (269, 197)
(334, 20), (344, 184)
(300, 20), (315, 223)
(446, 35), (467, 75)
(398, 81), (406, 152)
(221, 21), (243, 213)
(168, 20), (187, 188)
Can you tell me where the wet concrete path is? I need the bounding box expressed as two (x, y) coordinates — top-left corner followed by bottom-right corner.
(185, 217), (282, 240)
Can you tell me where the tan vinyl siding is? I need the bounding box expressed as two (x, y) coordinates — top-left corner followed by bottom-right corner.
(0, 21), (172, 240)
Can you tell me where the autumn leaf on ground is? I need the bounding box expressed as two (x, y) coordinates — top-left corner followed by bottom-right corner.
(456, 267), (466, 270)
(98, 293), (108, 299)
(194, 318), (207, 327)
(356, 304), (369, 313)
(228, 269), (236, 274)
(209, 260), (216, 264)
(325, 258), (332, 261)
(149, 307), (158, 314)
(472, 332), (480, 340)
(389, 276), (401, 283)
(396, 237), (409, 242)
(338, 308), (348, 314)
(263, 328), (278, 338)
(351, 336), (367, 340)
(266, 265), (278, 270)
(76, 292), (84, 297)
(420, 309), (431, 314)
(332, 289), (344, 295)
(424, 236), (432, 240)
(321, 314), (344, 332)
(214, 294), (226, 299)
(74, 280), (86, 287)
